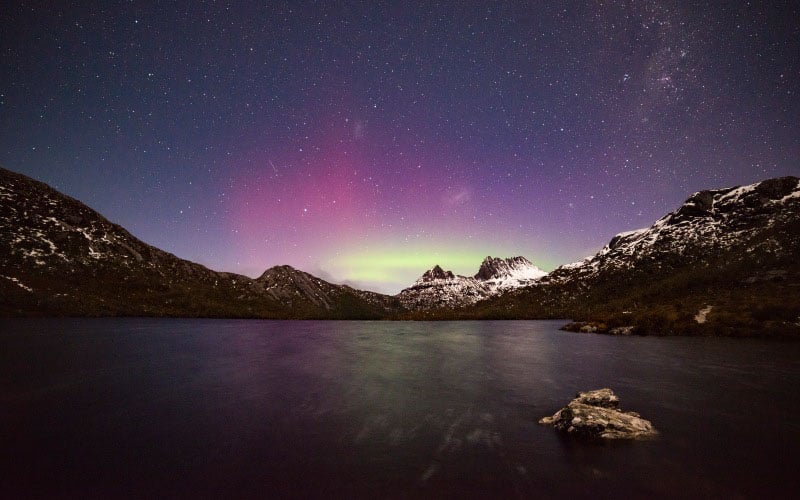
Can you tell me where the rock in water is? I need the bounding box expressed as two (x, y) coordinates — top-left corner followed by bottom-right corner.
(539, 388), (657, 440)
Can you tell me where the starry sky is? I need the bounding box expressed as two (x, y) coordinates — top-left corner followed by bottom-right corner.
(2, 1), (798, 293)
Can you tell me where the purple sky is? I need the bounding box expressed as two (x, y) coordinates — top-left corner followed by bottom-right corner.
(2, 1), (798, 292)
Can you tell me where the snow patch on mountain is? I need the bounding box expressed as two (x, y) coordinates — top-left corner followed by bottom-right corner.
(476, 256), (547, 291)
(1, 274), (33, 292)
(545, 176), (800, 285)
(398, 256), (548, 310)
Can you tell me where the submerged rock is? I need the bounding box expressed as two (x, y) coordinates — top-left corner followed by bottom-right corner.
(608, 326), (636, 336)
(539, 389), (657, 440)
(560, 321), (605, 333)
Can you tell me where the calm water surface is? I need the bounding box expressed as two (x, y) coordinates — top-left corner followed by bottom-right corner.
(2, 319), (799, 499)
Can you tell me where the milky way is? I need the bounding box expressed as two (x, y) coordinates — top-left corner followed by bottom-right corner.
(2, 1), (798, 292)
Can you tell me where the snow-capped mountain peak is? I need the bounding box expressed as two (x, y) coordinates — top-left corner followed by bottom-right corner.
(416, 264), (457, 283)
(546, 176), (800, 284)
(399, 255), (548, 310)
(475, 255), (547, 282)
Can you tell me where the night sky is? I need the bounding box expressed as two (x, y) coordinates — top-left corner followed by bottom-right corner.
(2, 1), (798, 293)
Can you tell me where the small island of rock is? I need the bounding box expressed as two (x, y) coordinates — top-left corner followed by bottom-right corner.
(539, 388), (657, 440)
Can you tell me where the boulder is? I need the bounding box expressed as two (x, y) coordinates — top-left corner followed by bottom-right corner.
(560, 321), (605, 333)
(539, 388), (657, 440)
(608, 326), (636, 336)
(672, 190), (714, 221)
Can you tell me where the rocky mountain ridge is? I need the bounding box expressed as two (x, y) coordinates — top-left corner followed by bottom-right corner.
(397, 256), (547, 310)
(461, 176), (800, 336)
(477, 255), (547, 289)
(0, 167), (396, 318)
(544, 176), (800, 287)
(2, 166), (798, 336)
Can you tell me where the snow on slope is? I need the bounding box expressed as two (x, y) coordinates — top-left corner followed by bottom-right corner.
(398, 256), (548, 310)
(477, 256), (547, 291)
(546, 176), (800, 284)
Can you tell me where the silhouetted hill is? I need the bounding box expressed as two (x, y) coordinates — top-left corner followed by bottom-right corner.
(0, 167), (396, 318)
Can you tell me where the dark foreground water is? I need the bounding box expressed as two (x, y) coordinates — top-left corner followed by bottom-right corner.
(2, 319), (799, 499)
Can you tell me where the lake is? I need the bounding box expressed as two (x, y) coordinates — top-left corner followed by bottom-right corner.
(2, 319), (799, 498)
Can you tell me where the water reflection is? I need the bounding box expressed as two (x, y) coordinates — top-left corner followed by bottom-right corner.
(1, 319), (799, 498)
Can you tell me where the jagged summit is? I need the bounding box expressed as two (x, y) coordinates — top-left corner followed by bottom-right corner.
(398, 254), (548, 310)
(475, 255), (546, 282)
(419, 265), (456, 282)
(475, 256), (508, 280)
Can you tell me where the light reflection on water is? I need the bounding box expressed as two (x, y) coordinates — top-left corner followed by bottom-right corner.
(1, 319), (799, 498)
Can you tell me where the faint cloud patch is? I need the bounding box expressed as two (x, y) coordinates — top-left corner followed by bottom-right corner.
(444, 187), (472, 206)
(353, 120), (366, 140)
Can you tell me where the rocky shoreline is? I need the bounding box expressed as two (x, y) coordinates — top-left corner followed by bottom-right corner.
(560, 322), (638, 336)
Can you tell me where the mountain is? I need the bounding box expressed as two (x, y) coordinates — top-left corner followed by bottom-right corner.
(253, 264), (398, 316)
(398, 265), (489, 310)
(0, 167), (395, 318)
(465, 176), (800, 336)
(546, 176), (800, 286)
(397, 256), (547, 311)
(476, 255), (547, 290)
(3, 165), (798, 336)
